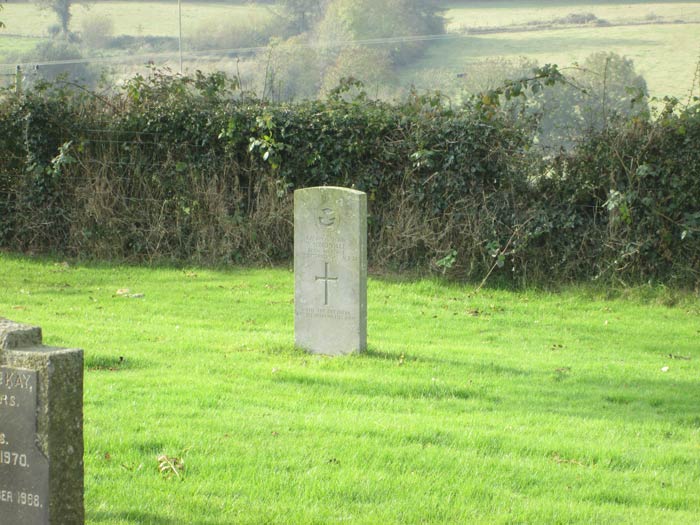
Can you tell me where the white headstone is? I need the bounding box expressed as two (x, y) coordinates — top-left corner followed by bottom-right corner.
(294, 187), (367, 355)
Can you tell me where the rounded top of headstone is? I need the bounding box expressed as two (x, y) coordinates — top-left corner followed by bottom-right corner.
(295, 186), (366, 196)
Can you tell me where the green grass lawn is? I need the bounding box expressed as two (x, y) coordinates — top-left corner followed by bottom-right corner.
(1, 253), (699, 523)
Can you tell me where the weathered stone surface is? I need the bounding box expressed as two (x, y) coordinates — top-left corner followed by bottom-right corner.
(294, 186), (367, 355)
(0, 320), (84, 525)
(0, 318), (42, 351)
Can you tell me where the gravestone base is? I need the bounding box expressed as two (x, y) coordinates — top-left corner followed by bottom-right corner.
(0, 319), (84, 525)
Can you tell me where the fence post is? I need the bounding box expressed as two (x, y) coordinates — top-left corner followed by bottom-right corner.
(15, 65), (22, 97)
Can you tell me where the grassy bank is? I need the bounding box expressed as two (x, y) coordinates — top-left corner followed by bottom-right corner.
(1, 254), (698, 523)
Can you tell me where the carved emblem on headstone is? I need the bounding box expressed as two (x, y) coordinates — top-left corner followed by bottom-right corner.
(318, 208), (336, 227)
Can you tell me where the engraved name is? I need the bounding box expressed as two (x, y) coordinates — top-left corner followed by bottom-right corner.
(0, 371), (33, 391)
(301, 237), (358, 262)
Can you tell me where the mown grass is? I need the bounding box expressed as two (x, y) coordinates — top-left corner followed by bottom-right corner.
(1, 253), (699, 523)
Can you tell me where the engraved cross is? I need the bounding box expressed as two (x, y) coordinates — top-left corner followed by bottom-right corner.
(315, 262), (338, 306)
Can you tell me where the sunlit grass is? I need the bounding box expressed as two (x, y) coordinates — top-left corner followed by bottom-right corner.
(1, 253), (698, 524)
(0, 1), (274, 38)
(404, 21), (700, 100)
(443, 1), (700, 29)
(0, 36), (45, 62)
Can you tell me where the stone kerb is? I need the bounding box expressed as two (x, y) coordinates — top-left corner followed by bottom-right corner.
(294, 186), (368, 356)
(0, 318), (84, 525)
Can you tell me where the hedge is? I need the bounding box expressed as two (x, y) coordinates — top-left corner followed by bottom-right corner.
(0, 72), (698, 286)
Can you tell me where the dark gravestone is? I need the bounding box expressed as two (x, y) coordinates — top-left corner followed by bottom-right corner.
(0, 367), (49, 522)
(0, 319), (84, 525)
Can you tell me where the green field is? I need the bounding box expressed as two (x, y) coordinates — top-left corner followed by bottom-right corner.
(404, 21), (700, 101)
(0, 1), (273, 38)
(1, 1), (699, 99)
(443, 1), (700, 29)
(415, 1), (700, 100)
(1, 254), (699, 523)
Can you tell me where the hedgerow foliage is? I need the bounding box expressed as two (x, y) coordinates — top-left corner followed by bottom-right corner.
(0, 70), (698, 286)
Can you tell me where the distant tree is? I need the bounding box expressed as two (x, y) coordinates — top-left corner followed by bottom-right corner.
(527, 52), (649, 151)
(36, 0), (73, 37)
(280, 0), (326, 33)
(317, 0), (444, 65)
(263, 0), (444, 99)
(80, 14), (114, 49)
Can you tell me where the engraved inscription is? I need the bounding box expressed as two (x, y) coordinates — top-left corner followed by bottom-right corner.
(296, 306), (356, 321)
(301, 236), (358, 263)
(0, 370), (33, 391)
(315, 262), (338, 306)
(0, 366), (49, 523)
(1, 450), (29, 467)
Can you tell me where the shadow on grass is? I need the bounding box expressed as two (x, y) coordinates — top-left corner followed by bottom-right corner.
(360, 346), (530, 375)
(274, 371), (483, 402)
(533, 374), (700, 426)
(270, 354), (699, 428)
